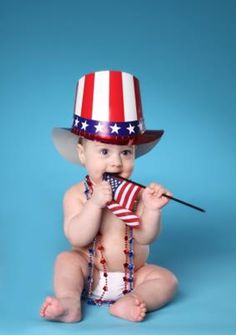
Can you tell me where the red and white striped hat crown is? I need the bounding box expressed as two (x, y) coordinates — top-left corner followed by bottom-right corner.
(52, 70), (164, 164)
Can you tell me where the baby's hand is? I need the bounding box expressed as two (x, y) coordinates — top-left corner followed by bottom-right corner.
(142, 183), (172, 211)
(90, 181), (112, 208)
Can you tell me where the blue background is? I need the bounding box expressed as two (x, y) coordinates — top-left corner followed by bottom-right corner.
(0, 0), (236, 334)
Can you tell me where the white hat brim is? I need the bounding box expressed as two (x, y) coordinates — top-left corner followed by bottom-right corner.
(52, 128), (162, 165)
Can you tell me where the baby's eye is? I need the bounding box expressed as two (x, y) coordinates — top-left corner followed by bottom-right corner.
(122, 149), (133, 156)
(100, 148), (109, 156)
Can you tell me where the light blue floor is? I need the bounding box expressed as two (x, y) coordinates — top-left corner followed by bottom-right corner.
(2, 257), (236, 335)
(1, 207), (236, 334)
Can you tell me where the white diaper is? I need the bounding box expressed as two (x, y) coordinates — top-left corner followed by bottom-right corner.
(90, 271), (125, 302)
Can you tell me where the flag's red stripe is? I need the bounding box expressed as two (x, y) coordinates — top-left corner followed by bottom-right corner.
(128, 186), (141, 211)
(117, 216), (139, 222)
(109, 71), (124, 122)
(108, 203), (135, 216)
(123, 219), (140, 225)
(112, 209), (136, 218)
(115, 181), (129, 204)
(133, 77), (143, 121)
(121, 184), (134, 209)
(123, 185), (138, 210)
(113, 214), (140, 225)
(108, 202), (128, 212)
(81, 73), (95, 119)
(117, 183), (140, 210)
(107, 202), (140, 226)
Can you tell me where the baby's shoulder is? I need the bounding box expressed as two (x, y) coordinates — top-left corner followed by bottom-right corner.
(63, 181), (85, 204)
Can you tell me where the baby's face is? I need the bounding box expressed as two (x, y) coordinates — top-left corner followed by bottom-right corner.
(77, 139), (135, 183)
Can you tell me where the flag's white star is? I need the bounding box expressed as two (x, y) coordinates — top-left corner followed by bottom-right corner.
(81, 120), (89, 130)
(74, 119), (79, 127)
(110, 123), (121, 134)
(94, 122), (105, 133)
(126, 123), (135, 134)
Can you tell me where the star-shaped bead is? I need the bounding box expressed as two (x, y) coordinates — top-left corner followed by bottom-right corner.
(81, 120), (89, 130)
(126, 123), (135, 134)
(110, 123), (121, 134)
(94, 122), (105, 133)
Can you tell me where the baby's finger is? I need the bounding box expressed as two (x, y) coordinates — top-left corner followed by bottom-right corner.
(101, 180), (110, 187)
(104, 188), (112, 196)
(149, 183), (166, 194)
(144, 188), (155, 198)
(105, 193), (113, 204)
(159, 190), (173, 200)
(146, 183), (157, 193)
(101, 181), (112, 191)
(148, 183), (158, 191)
(164, 191), (173, 198)
(157, 187), (166, 198)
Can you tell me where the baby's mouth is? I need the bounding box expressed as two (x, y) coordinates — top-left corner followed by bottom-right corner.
(103, 172), (121, 179)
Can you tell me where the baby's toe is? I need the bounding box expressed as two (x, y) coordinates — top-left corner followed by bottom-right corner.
(45, 296), (54, 304)
(136, 314), (144, 322)
(40, 298), (51, 316)
(141, 305), (146, 314)
(134, 298), (141, 306)
(138, 304), (146, 321)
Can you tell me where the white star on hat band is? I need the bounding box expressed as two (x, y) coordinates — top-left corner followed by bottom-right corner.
(72, 115), (145, 137)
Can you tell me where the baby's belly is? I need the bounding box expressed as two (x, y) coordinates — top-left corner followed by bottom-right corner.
(79, 211), (150, 272)
(93, 237), (149, 272)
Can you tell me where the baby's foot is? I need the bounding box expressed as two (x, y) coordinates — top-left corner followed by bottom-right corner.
(40, 296), (82, 323)
(109, 294), (147, 322)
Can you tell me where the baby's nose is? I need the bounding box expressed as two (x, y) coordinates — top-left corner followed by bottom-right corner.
(111, 154), (122, 167)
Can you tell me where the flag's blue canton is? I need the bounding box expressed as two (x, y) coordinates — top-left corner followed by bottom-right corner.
(105, 174), (122, 195)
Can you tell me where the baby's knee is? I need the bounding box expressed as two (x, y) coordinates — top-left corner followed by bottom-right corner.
(166, 271), (178, 295)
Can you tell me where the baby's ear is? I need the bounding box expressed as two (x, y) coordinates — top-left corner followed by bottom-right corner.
(76, 143), (85, 165)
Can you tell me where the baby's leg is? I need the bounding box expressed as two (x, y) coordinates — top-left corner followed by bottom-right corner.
(109, 264), (177, 321)
(40, 250), (89, 323)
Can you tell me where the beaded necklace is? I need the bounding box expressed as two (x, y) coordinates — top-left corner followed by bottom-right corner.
(84, 176), (135, 306)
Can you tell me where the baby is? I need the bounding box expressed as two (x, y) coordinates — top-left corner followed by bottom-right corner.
(40, 70), (178, 322)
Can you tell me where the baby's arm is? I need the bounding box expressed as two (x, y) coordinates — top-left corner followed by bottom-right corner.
(134, 183), (171, 245)
(63, 181), (112, 248)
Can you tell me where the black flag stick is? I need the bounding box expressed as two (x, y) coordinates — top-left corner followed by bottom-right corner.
(106, 173), (206, 213)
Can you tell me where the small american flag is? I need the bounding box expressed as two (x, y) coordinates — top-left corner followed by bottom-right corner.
(104, 173), (141, 226)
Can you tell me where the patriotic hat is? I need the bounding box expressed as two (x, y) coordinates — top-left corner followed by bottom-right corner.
(52, 70), (164, 164)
